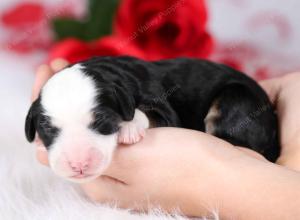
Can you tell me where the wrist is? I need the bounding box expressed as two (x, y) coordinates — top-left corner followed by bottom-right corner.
(181, 140), (250, 217)
(187, 144), (277, 219)
(193, 150), (300, 220)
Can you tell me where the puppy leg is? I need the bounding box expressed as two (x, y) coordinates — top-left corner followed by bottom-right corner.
(205, 84), (279, 162)
(118, 109), (150, 144)
(204, 100), (220, 135)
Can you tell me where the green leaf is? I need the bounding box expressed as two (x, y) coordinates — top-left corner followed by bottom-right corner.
(52, 19), (86, 41)
(51, 0), (120, 41)
(84, 0), (120, 41)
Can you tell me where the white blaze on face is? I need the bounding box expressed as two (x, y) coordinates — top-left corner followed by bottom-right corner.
(41, 64), (117, 183)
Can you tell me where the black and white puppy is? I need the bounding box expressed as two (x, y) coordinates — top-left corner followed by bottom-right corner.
(25, 56), (280, 183)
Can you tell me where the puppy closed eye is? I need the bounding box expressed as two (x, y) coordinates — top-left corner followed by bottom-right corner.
(41, 125), (58, 136)
(37, 115), (60, 147)
(89, 111), (119, 135)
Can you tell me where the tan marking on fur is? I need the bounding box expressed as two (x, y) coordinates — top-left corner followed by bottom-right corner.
(204, 101), (220, 134)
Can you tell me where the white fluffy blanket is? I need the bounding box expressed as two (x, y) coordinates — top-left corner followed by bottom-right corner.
(0, 52), (217, 220)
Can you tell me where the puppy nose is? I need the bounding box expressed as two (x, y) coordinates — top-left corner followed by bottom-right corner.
(65, 147), (103, 173)
(70, 161), (89, 172)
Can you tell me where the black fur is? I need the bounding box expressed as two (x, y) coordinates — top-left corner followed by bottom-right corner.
(25, 100), (37, 142)
(81, 56), (280, 161)
(25, 56), (280, 161)
(25, 97), (60, 149)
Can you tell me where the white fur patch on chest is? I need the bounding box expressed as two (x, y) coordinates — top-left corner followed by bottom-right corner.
(41, 64), (97, 127)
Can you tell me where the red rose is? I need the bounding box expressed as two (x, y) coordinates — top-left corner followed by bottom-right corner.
(110, 0), (214, 60)
(1, 3), (51, 53)
(254, 67), (271, 81)
(1, 3), (45, 29)
(1, 2), (87, 54)
(48, 38), (95, 64)
(218, 58), (243, 71)
(48, 0), (214, 62)
(94, 36), (146, 59)
(48, 37), (147, 64)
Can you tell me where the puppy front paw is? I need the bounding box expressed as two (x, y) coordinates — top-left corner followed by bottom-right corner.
(118, 109), (149, 145)
(118, 122), (146, 144)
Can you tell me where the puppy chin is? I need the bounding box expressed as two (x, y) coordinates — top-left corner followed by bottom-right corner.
(66, 173), (100, 183)
(55, 163), (109, 183)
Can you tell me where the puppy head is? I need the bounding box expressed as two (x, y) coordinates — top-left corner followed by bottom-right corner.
(25, 63), (135, 183)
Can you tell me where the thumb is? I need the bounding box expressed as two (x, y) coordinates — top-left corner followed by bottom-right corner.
(35, 137), (49, 166)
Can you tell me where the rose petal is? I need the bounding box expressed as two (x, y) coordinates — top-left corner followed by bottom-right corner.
(48, 38), (94, 64)
(1, 3), (45, 29)
(94, 36), (146, 59)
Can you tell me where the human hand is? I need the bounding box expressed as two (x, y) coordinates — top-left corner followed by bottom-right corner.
(79, 127), (271, 217)
(260, 73), (300, 170)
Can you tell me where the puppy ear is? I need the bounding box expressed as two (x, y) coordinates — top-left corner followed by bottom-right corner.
(25, 101), (38, 142)
(113, 84), (135, 121)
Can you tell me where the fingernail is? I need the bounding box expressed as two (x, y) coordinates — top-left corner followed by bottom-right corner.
(50, 58), (69, 72)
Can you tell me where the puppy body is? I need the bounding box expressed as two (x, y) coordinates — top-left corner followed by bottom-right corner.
(25, 56), (279, 182)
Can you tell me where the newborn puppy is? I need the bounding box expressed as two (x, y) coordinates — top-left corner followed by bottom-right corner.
(25, 56), (279, 183)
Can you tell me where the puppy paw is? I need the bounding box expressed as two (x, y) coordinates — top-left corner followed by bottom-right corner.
(118, 122), (146, 144)
(118, 109), (149, 145)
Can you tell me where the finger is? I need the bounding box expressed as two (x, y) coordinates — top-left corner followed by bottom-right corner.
(259, 78), (282, 104)
(276, 153), (300, 171)
(80, 175), (129, 204)
(31, 64), (54, 101)
(80, 176), (146, 212)
(35, 136), (50, 166)
(236, 147), (268, 162)
(81, 176), (177, 213)
(50, 58), (69, 73)
(36, 146), (49, 166)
